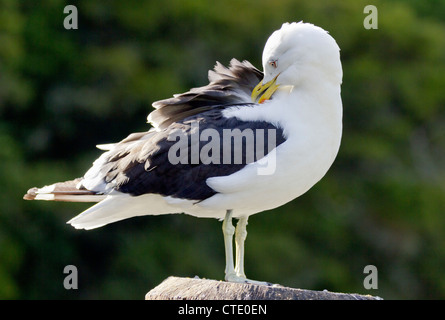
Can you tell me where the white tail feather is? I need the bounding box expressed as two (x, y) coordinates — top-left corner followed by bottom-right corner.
(67, 193), (178, 230)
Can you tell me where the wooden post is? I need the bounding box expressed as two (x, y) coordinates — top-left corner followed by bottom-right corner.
(145, 276), (382, 300)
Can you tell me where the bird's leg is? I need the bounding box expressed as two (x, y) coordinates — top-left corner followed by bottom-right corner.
(222, 209), (236, 281)
(223, 213), (274, 286)
(234, 216), (248, 279)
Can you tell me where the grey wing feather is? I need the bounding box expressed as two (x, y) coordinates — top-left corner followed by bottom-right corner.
(148, 59), (263, 129)
(79, 59), (263, 195)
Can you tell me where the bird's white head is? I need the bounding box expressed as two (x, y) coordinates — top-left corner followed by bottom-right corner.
(252, 22), (342, 103)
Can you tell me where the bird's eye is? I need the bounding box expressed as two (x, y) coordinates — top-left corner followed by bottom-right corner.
(269, 60), (278, 68)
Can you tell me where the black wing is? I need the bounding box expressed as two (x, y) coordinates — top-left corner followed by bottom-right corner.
(115, 109), (285, 200)
(79, 59), (286, 201)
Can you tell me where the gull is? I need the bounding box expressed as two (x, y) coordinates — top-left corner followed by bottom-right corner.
(24, 22), (343, 285)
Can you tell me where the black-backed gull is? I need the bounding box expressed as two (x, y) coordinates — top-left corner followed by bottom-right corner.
(24, 22), (343, 285)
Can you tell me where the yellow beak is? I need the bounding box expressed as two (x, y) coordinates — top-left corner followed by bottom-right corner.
(251, 74), (280, 104)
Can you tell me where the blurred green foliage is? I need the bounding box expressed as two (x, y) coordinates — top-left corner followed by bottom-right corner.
(1, 0), (445, 299)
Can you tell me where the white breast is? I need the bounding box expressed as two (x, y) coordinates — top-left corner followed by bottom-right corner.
(185, 85), (343, 219)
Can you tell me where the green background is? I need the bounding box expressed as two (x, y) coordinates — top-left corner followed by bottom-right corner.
(1, 0), (445, 299)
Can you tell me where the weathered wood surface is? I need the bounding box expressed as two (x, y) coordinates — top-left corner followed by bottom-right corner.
(145, 276), (382, 300)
